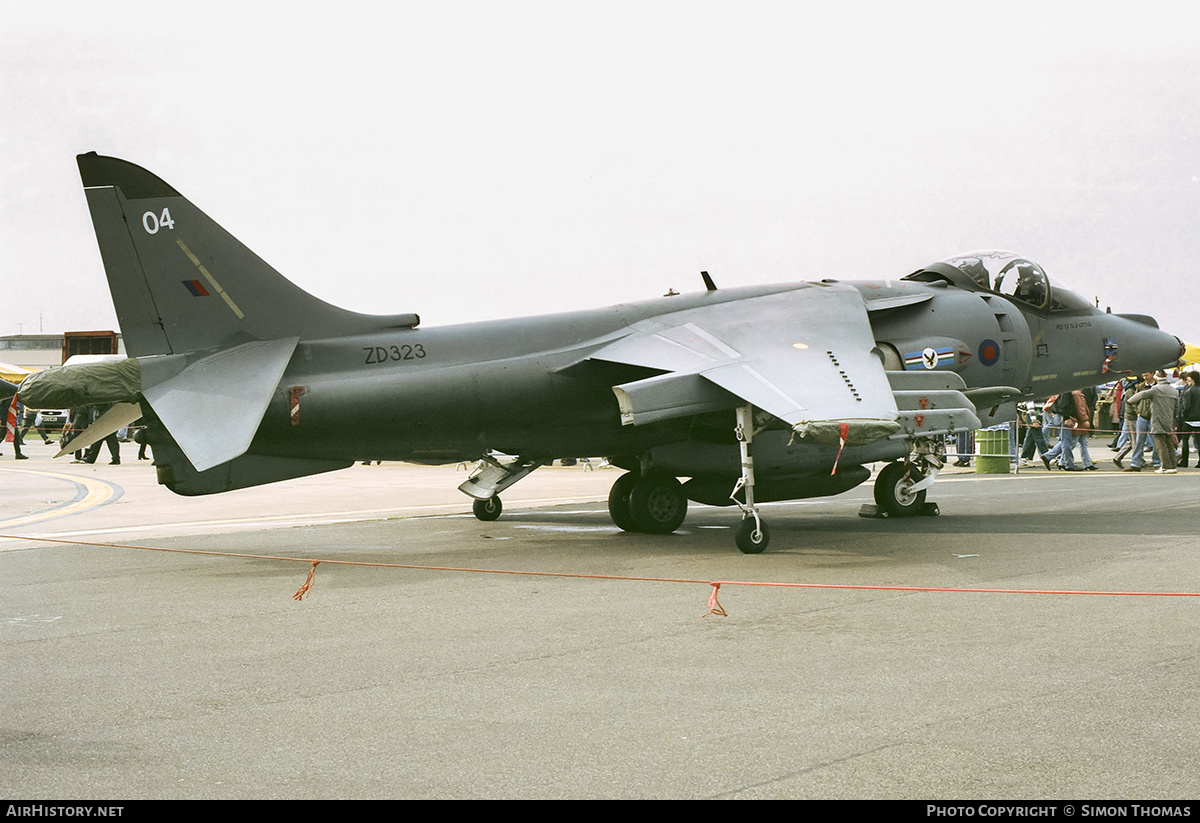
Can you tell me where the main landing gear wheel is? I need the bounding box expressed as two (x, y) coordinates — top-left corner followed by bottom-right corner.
(608, 471), (688, 534)
(874, 462), (926, 516)
(734, 518), (770, 554)
(629, 472), (688, 534)
(472, 496), (503, 521)
(607, 472), (640, 532)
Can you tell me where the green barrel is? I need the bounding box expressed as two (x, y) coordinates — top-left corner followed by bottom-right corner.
(975, 427), (1010, 474)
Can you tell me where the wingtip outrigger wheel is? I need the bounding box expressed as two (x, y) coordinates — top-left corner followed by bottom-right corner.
(472, 496), (503, 521)
(460, 454), (543, 522)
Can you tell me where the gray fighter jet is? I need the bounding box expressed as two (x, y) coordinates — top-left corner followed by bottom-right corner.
(67, 152), (1184, 552)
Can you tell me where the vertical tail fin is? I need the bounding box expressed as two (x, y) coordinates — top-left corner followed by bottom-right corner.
(77, 153), (418, 357)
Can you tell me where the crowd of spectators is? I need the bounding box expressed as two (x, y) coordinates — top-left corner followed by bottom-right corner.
(1007, 369), (1200, 474)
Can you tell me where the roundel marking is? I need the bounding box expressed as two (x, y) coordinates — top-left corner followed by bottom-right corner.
(979, 338), (1000, 367)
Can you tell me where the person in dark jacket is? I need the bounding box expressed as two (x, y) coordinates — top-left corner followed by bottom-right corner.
(83, 404), (121, 465)
(1176, 372), (1200, 467)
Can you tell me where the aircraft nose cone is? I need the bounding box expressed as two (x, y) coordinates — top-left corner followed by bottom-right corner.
(1118, 317), (1185, 372)
(1168, 335), (1187, 364)
(1151, 329), (1186, 367)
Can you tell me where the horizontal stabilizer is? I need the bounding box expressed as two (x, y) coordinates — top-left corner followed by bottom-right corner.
(141, 337), (298, 472)
(54, 402), (141, 459)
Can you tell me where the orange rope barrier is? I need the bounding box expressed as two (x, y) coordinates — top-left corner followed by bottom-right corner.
(3, 532), (1198, 616)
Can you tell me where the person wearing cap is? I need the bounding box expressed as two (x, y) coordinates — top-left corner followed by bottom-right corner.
(1128, 372), (1179, 474)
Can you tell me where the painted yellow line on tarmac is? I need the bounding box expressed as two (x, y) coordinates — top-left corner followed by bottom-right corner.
(0, 467), (120, 531)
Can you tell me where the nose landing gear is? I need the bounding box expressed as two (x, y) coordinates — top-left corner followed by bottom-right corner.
(863, 442), (943, 520)
(873, 461), (928, 516)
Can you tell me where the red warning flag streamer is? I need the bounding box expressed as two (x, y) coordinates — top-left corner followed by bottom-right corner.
(293, 561), (319, 600)
(830, 421), (850, 476)
(704, 583), (727, 617)
(4, 394), (17, 443)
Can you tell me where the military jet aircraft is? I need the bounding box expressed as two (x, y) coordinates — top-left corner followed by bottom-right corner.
(62, 152), (1183, 552)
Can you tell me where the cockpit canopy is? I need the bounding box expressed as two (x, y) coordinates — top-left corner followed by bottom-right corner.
(907, 249), (1093, 312)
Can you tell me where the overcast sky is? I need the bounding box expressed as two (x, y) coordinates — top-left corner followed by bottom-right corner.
(3, 2), (1199, 343)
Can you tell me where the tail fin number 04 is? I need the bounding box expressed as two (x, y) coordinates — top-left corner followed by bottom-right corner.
(142, 208), (175, 234)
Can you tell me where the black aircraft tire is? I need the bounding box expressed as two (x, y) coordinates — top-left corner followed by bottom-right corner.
(874, 462), (927, 516)
(735, 518), (770, 554)
(607, 472), (641, 532)
(629, 472), (688, 534)
(472, 496), (503, 521)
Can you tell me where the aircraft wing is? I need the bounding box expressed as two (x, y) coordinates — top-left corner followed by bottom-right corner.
(592, 283), (901, 445)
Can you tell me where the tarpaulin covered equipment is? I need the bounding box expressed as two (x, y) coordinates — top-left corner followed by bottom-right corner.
(18, 359), (141, 408)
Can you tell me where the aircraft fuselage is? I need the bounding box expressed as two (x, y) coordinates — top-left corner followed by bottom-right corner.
(242, 278), (1181, 476)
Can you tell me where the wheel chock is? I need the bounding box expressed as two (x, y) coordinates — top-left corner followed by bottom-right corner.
(859, 502), (940, 519)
